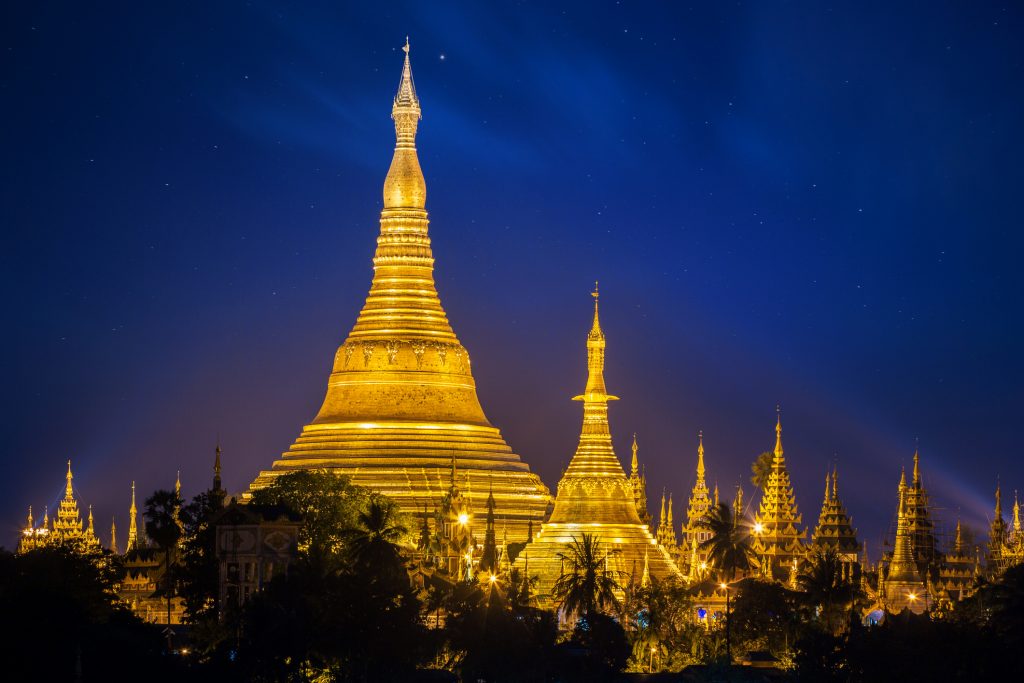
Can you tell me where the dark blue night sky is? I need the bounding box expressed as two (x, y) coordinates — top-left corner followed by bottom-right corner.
(3, 2), (1022, 556)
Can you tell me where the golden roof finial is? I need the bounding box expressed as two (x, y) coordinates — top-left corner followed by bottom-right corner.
(696, 430), (706, 479)
(87, 505), (95, 534)
(659, 490), (667, 525)
(773, 406), (784, 460)
(43, 505), (49, 528)
(110, 517), (118, 554)
(630, 433), (639, 477)
(823, 471), (831, 503)
(954, 518), (963, 553)
(995, 479), (1003, 518)
(912, 440), (920, 487)
(65, 459), (74, 499)
(26, 505), (33, 529)
(832, 465), (838, 500)
(898, 466), (907, 491)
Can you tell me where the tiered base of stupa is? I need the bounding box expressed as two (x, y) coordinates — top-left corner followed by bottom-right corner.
(249, 420), (551, 540)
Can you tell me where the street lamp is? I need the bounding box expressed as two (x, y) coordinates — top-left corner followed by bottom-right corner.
(720, 582), (732, 665)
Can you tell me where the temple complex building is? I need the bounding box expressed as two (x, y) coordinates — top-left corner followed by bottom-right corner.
(751, 412), (806, 583)
(881, 469), (926, 613)
(247, 42), (551, 540)
(903, 448), (940, 580)
(18, 460), (99, 553)
(682, 433), (714, 581)
(811, 468), (859, 580)
(512, 288), (679, 604)
(628, 434), (651, 527)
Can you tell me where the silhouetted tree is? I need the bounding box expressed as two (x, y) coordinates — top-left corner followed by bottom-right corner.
(698, 502), (756, 581)
(751, 451), (774, 490)
(144, 488), (183, 638)
(553, 533), (623, 618)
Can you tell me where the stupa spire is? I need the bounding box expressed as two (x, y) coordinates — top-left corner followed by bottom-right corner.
(127, 481), (139, 552)
(213, 442), (223, 493)
(249, 39), (551, 544)
(514, 290), (680, 599)
(697, 430), (705, 479)
(912, 444), (920, 487)
(774, 406), (784, 460)
(630, 433), (639, 477)
(65, 459), (74, 499)
(110, 517), (118, 554)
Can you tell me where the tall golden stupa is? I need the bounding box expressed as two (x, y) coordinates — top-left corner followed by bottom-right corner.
(249, 41), (551, 538)
(514, 288), (679, 601)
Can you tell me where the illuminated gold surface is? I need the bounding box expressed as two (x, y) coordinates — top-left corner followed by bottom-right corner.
(751, 412), (806, 580)
(513, 289), (679, 601)
(249, 42), (551, 537)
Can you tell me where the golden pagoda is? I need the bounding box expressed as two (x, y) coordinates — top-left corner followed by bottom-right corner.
(248, 40), (551, 538)
(655, 491), (678, 549)
(936, 519), (976, 606)
(811, 467), (859, 579)
(18, 460), (99, 553)
(512, 287), (679, 601)
(751, 410), (806, 581)
(903, 447), (939, 579)
(882, 469), (925, 613)
(682, 432), (714, 581)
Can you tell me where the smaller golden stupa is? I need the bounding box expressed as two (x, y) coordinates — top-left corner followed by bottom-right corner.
(514, 286), (679, 603)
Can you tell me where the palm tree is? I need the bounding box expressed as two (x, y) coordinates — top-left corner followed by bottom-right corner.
(751, 451), (774, 490)
(342, 497), (408, 585)
(697, 502), (756, 581)
(144, 488), (183, 647)
(552, 533), (622, 619)
(797, 546), (860, 634)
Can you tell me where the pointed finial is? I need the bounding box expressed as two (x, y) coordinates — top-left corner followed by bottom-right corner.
(88, 505), (95, 534)
(175, 470), (181, 495)
(27, 505), (33, 529)
(898, 466), (907, 490)
(832, 465), (839, 499)
(954, 518), (963, 553)
(403, 36), (410, 54)
(66, 459), (74, 498)
(912, 443), (920, 487)
(696, 430), (706, 479)
(630, 433), (639, 477)
(824, 471), (831, 502)
(110, 517), (118, 554)
(995, 480), (1003, 517)
(773, 407), (784, 459)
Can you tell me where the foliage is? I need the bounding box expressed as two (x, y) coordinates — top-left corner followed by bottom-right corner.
(751, 450), (774, 489)
(566, 612), (630, 680)
(0, 546), (175, 682)
(249, 469), (372, 560)
(341, 496), (408, 591)
(729, 578), (808, 661)
(442, 579), (562, 682)
(177, 488), (229, 655)
(552, 533), (623, 617)
(624, 577), (709, 672)
(697, 502), (757, 581)
(144, 488), (184, 628)
(797, 546), (864, 635)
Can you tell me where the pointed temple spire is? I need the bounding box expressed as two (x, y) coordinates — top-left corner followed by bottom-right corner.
(989, 480), (1007, 571)
(630, 433), (639, 477)
(512, 289), (680, 600)
(628, 433), (650, 526)
(900, 447), (936, 578)
(110, 517), (118, 554)
(127, 481), (139, 552)
(213, 442), (223, 494)
(812, 465), (859, 565)
(684, 430), (715, 576)
(752, 408), (806, 580)
(248, 39), (552, 540)
(20, 460), (98, 553)
(884, 476), (925, 612)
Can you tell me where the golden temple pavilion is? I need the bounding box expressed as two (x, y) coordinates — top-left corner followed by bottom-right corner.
(248, 41), (551, 539)
(513, 287), (680, 602)
(18, 460), (99, 553)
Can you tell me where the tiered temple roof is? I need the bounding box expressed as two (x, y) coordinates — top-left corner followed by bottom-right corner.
(512, 288), (679, 602)
(882, 469), (925, 613)
(903, 448), (940, 579)
(752, 411), (806, 581)
(248, 41), (551, 539)
(811, 468), (859, 557)
(19, 460), (99, 553)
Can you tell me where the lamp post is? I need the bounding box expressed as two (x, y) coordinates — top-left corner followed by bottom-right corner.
(720, 582), (731, 665)
(649, 645), (657, 673)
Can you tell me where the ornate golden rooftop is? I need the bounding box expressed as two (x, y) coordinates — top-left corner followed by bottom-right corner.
(249, 41), (551, 537)
(514, 288), (679, 601)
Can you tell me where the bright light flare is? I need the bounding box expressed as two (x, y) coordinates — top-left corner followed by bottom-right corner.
(458, 513), (469, 525)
